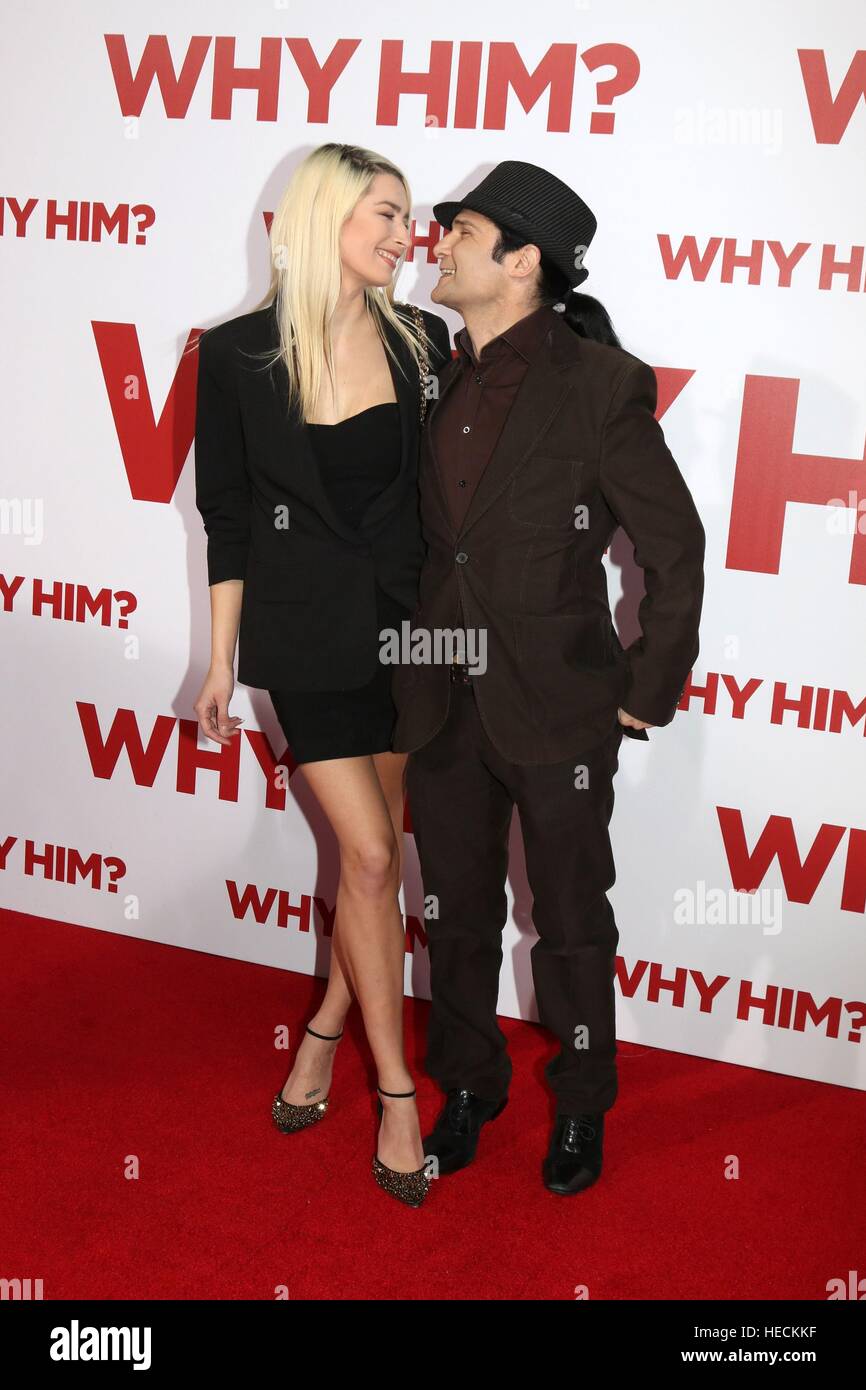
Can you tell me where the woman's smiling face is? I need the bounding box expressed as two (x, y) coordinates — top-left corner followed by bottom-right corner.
(340, 172), (411, 291)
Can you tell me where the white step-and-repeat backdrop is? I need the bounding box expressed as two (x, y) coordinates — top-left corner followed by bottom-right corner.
(3, 1), (863, 1091)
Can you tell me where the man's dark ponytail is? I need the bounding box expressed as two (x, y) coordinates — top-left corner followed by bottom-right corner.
(536, 254), (623, 348)
(558, 291), (623, 348)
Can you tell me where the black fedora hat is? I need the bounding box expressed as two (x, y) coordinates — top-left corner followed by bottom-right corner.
(433, 160), (597, 288)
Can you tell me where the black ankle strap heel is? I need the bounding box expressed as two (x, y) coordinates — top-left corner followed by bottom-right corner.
(372, 1086), (430, 1208)
(271, 1023), (343, 1134)
(376, 1085), (416, 1117)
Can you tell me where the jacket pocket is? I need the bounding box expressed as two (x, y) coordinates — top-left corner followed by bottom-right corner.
(514, 610), (616, 672)
(507, 455), (581, 530)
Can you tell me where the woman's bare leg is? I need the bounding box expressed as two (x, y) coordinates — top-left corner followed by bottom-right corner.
(279, 925), (354, 1108)
(371, 749), (410, 888)
(280, 751), (422, 1172)
(280, 752), (408, 1104)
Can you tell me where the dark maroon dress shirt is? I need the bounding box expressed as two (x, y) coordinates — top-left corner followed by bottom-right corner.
(431, 303), (559, 533)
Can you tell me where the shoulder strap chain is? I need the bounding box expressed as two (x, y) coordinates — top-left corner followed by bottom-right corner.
(407, 303), (430, 426)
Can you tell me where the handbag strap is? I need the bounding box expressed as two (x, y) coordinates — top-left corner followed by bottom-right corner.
(407, 303), (430, 426)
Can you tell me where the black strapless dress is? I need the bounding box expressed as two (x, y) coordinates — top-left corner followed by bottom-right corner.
(267, 401), (411, 763)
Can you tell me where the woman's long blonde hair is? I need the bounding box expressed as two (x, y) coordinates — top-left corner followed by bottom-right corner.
(236, 143), (428, 423)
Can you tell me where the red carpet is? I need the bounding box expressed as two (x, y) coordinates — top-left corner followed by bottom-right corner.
(1, 908), (861, 1301)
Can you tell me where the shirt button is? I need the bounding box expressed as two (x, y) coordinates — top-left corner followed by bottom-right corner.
(474, 374), (482, 384)
(456, 551), (469, 564)
(457, 479), (466, 487)
(462, 425), (470, 434)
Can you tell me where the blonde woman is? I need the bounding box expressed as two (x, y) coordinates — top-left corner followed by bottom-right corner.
(192, 145), (451, 1206)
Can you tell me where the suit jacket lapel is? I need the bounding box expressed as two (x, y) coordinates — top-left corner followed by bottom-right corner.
(457, 356), (573, 538)
(258, 304), (359, 546)
(423, 353), (463, 538)
(423, 313), (582, 541)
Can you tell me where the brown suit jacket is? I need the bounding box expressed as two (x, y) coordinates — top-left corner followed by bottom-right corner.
(391, 310), (706, 764)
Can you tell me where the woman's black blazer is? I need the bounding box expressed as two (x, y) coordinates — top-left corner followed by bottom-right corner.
(194, 299), (451, 691)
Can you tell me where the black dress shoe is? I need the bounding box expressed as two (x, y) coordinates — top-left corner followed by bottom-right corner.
(543, 1112), (604, 1195)
(422, 1087), (508, 1175)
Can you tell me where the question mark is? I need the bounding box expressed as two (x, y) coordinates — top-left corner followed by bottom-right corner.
(104, 857), (127, 894)
(844, 1000), (866, 1043)
(581, 44), (640, 134)
(130, 204), (155, 245)
(114, 591), (138, 629)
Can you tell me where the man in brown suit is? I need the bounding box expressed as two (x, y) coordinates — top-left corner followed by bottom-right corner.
(391, 163), (705, 1193)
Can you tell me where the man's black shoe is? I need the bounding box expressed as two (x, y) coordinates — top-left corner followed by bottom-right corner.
(543, 1112), (604, 1195)
(423, 1087), (508, 1175)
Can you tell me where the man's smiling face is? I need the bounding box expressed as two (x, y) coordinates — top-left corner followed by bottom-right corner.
(431, 208), (512, 313)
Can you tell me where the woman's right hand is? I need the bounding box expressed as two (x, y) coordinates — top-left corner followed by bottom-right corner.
(194, 664), (244, 746)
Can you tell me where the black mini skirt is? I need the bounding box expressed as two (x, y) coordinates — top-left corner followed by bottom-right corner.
(268, 586), (411, 764)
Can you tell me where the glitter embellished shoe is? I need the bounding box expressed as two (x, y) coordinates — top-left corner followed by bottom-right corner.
(271, 1025), (343, 1134)
(372, 1086), (432, 1208)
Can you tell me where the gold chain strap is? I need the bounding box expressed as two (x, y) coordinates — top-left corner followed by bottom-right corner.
(407, 303), (430, 426)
